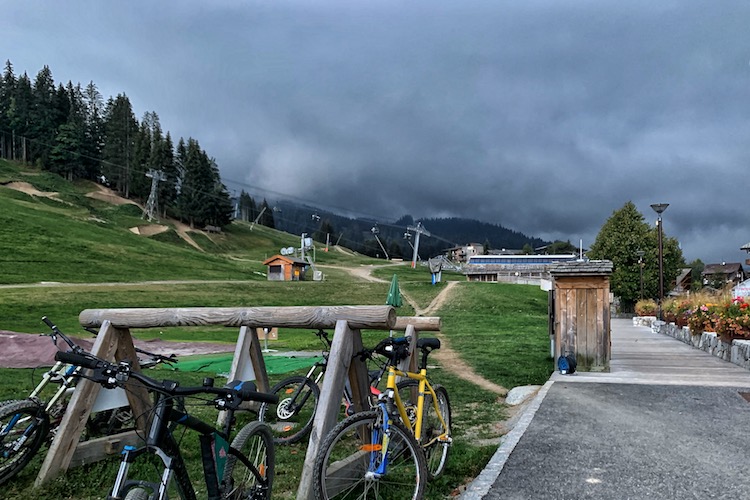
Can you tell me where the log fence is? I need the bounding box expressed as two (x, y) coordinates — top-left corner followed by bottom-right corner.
(34, 304), (441, 499)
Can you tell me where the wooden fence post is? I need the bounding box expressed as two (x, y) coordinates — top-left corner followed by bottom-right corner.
(35, 322), (151, 486)
(297, 320), (360, 500)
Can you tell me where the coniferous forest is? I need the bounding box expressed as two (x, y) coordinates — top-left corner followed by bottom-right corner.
(0, 59), (553, 259)
(0, 60), (237, 229)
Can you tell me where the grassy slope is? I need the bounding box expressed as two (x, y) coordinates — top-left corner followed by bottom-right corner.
(0, 159), (553, 498)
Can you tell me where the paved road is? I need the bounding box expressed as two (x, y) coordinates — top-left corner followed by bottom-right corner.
(463, 319), (750, 499)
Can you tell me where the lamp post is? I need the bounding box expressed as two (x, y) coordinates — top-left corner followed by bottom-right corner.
(650, 203), (669, 321)
(636, 250), (645, 300)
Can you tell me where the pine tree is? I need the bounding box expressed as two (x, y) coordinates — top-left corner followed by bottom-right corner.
(8, 72), (32, 162)
(0, 60), (15, 159)
(176, 138), (211, 227)
(588, 201), (684, 310)
(130, 117), (153, 200)
(49, 82), (86, 180)
(82, 81), (104, 180)
(158, 132), (178, 218)
(258, 199), (275, 229)
(238, 191), (256, 222)
(102, 94), (137, 197)
(29, 65), (58, 167)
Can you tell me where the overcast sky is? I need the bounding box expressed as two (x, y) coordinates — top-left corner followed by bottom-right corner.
(4, 1), (750, 265)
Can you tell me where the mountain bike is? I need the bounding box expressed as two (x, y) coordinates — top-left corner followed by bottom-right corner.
(258, 329), (385, 445)
(0, 317), (177, 485)
(313, 337), (452, 499)
(393, 337), (452, 479)
(312, 336), (452, 499)
(54, 347), (278, 499)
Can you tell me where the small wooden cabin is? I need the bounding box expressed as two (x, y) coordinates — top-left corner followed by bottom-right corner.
(550, 260), (613, 372)
(263, 255), (309, 281)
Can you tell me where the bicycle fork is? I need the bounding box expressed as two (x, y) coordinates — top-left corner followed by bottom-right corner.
(110, 445), (176, 500)
(364, 402), (392, 480)
(1, 408), (45, 456)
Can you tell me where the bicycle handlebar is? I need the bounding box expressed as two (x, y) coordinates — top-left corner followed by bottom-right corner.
(356, 336), (441, 370)
(54, 350), (102, 370)
(82, 324), (178, 367)
(53, 351), (278, 406)
(41, 316), (84, 352)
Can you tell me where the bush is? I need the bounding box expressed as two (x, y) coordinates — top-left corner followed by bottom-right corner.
(635, 299), (657, 316)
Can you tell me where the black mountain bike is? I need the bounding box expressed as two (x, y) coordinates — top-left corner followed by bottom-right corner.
(258, 329), (385, 445)
(55, 348), (279, 500)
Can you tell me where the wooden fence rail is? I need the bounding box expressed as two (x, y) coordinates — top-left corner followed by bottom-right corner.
(79, 305), (397, 330)
(35, 306), (443, 500)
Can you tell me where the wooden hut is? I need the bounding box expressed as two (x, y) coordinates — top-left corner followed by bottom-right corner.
(263, 255), (309, 281)
(550, 260), (613, 372)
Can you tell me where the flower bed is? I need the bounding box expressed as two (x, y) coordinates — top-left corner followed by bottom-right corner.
(684, 296), (750, 342)
(637, 294), (750, 342)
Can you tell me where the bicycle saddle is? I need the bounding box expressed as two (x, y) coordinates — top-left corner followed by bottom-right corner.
(417, 338), (440, 351)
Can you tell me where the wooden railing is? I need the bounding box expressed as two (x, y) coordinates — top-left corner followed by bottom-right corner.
(35, 305), (442, 500)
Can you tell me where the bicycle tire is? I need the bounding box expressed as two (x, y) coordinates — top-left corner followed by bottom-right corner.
(223, 421), (275, 499)
(397, 380), (452, 479)
(162, 432), (196, 500)
(0, 399), (50, 485)
(313, 410), (427, 500)
(123, 486), (150, 500)
(258, 375), (319, 445)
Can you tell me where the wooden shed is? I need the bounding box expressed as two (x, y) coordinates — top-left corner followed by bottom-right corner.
(262, 255), (309, 281)
(550, 260), (613, 372)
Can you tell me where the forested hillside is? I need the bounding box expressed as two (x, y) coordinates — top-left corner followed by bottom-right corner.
(0, 60), (235, 229)
(0, 59), (557, 260)
(272, 202), (552, 260)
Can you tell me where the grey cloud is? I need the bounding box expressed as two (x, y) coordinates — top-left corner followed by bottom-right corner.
(2, 0), (749, 265)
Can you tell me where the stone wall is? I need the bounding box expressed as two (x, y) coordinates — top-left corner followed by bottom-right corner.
(634, 316), (750, 371)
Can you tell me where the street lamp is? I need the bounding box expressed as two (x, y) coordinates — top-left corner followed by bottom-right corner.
(650, 203), (669, 321)
(636, 249), (645, 300)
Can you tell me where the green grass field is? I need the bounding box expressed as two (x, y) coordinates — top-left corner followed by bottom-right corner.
(0, 159), (553, 499)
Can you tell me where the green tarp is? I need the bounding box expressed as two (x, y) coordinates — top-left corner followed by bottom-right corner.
(173, 353), (321, 375)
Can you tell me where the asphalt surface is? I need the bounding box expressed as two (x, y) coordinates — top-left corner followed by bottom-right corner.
(462, 319), (750, 500)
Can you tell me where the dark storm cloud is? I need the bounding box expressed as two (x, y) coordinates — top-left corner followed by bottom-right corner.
(3, 0), (750, 264)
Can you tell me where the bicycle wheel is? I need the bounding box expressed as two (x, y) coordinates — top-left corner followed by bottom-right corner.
(313, 410), (426, 500)
(0, 399), (50, 484)
(397, 380), (452, 478)
(123, 487), (150, 500)
(258, 375), (319, 444)
(223, 421), (274, 499)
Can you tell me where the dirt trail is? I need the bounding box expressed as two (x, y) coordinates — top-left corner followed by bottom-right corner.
(87, 183), (204, 251)
(325, 264), (508, 397)
(419, 281), (508, 396)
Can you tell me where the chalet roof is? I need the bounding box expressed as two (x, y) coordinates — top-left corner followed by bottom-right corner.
(262, 255), (309, 266)
(675, 268), (692, 284)
(549, 260), (613, 276)
(701, 263), (743, 275)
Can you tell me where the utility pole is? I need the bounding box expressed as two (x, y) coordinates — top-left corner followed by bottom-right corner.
(407, 222), (430, 269)
(142, 169), (165, 222)
(371, 225), (389, 260)
(250, 206), (267, 230)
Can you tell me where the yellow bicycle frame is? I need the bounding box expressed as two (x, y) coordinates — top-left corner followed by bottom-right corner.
(383, 365), (450, 447)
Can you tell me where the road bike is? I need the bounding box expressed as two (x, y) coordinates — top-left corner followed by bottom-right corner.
(55, 347), (278, 499)
(312, 336), (452, 499)
(0, 316), (176, 485)
(258, 329), (385, 445)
